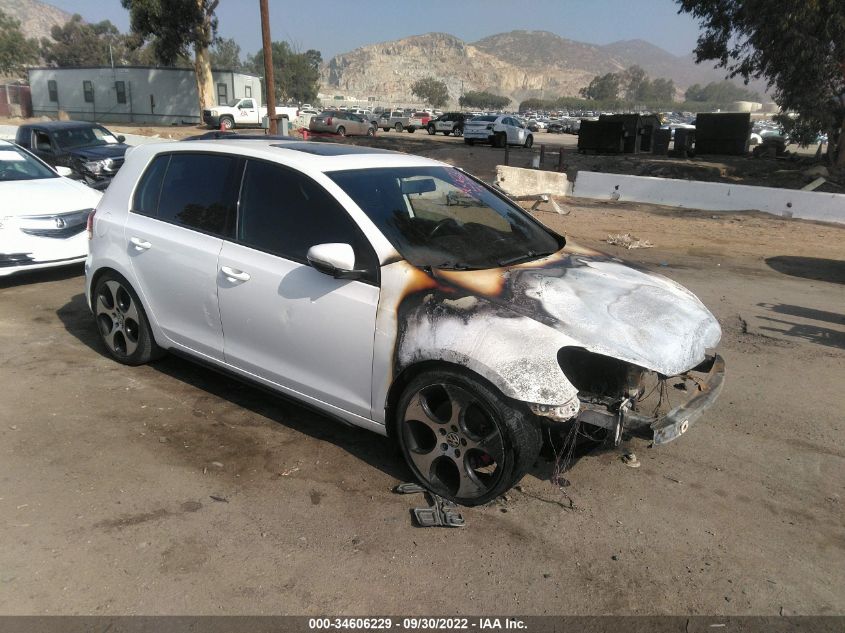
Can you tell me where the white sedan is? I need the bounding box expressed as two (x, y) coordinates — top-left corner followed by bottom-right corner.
(463, 115), (534, 148)
(0, 140), (101, 276)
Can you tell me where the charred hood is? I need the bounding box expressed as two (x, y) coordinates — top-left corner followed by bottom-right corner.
(428, 246), (722, 376)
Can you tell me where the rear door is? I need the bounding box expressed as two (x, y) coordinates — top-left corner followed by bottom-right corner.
(125, 151), (240, 361)
(217, 159), (380, 417)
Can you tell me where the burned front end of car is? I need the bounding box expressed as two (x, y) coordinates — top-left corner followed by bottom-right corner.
(553, 346), (725, 446)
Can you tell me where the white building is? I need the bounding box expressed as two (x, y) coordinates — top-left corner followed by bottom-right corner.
(28, 66), (262, 125)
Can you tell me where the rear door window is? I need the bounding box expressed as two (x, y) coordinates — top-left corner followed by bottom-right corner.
(155, 153), (239, 238)
(132, 154), (170, 216)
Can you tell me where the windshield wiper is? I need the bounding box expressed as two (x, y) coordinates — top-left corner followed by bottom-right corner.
(497, 250), (555, 267)
(435, 262), (481, 271)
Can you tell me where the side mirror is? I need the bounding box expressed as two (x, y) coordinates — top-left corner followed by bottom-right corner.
(55, 166), (73, 177)
(117, 135), (126, 143)
(306, 243), (365, 280)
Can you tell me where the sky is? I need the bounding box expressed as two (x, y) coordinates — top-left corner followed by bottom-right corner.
(45, 0), (704, 60)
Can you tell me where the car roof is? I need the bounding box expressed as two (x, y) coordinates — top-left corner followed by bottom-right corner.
(20, 120), (104, 130)
(132, 138), (445, 173)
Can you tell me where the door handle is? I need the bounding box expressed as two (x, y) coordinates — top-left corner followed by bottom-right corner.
(221, 266), (250, 282)
(129, 236), (151, 250)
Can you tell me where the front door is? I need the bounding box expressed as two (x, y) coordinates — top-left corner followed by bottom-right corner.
(217, 159), (380, 417)
(238, 99), (257, 124)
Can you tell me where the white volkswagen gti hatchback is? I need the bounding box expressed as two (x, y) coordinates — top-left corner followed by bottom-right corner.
(1, 140), (101, 276)
(85, 139), (724, 505)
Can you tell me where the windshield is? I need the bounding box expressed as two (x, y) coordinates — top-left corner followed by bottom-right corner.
(328, 166), (562, 269)
(0, 144), (58, 181)
(54, 125), (119, 150)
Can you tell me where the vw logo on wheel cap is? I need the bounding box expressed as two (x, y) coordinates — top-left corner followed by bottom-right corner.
(445, 432), (460, 447)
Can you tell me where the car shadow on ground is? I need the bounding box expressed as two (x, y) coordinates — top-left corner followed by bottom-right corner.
(56, 292), (595, 494)
(765, 255), (845, 284)
(56, 293), (412, 484)
(0, 264), (84, 289)
(753, 301), (845, 350)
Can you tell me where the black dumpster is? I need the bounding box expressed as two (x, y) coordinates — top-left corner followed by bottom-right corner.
(578, 120), (625, 153)
(695, 112), (751, 155)
(652, 128), (671, 155)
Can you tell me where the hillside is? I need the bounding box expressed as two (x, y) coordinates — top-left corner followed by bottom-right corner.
(320, 30), (760, 106)
(0, 0), (72, 41)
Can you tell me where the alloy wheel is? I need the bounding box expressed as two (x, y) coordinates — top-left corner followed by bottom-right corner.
(95, 280), (141, 357)
(401, 383), (506, 500)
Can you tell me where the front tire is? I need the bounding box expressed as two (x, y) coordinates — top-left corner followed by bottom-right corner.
(336, 126), (346, 137)
(93, 273), (162, 366)
(396, 369), (541, 506)
(524, 134), (534, 148)
(427, 125), (436, 135)
(219, 116), (234, 130)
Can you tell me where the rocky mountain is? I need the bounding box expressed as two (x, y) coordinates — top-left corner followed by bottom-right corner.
(320, 30), (753, 107)
(0, 0), (73, 42)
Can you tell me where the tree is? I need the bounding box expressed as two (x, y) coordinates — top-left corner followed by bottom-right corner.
(41, 14), (135, 67)
(121, 0), (219, 114)
(677, 0), (845, 165)
(209, 37), (242, 70)
(459, 90), (510, 110)
(649, 77), (676, 103)
(0, 9), (39, 77)
(684, 80), (760, 104)
(622, 65), (649, 101)
(247, 42), (321, 104)
(579, 72), (620, 101)
(411, 77), (449, 108)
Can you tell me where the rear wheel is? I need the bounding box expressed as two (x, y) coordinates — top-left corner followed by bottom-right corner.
(394, 122), (403, 132)
(452, 126), (462, 137)
(524, 134), (534, 148)
(408, 127), (416, 133)
(494, 132), (506, 148)
(427, 125), (436, 135)
(367, 126), (376, 137)
(396, 369), (541, 506)
(93, 273), (162, 366)
(336, 126), (346, 137)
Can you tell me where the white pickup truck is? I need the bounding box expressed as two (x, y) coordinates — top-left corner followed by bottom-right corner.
(203, 98), (299, 130)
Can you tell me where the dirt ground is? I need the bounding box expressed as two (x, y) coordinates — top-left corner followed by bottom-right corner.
(0, 184), (843, 615)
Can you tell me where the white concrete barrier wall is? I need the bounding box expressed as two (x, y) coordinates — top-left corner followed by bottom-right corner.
(573, 171), (845, 225)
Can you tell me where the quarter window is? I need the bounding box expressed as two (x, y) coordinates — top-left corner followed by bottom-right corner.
(237, 159), (378, 282)
(83, 80), (94, 103)
(156, 153), (239, 237)
(132, 154), (170, 216)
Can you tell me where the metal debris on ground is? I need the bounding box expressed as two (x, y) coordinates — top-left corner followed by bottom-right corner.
(621, 453), (641, 468)
(393, 482), (465, 528)
(607, 233), (654, 249)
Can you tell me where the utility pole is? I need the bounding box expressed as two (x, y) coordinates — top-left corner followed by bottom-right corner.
(259, 0), (277, 135)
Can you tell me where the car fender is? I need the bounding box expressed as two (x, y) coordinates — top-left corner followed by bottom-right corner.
(371, 261), (579, 424)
